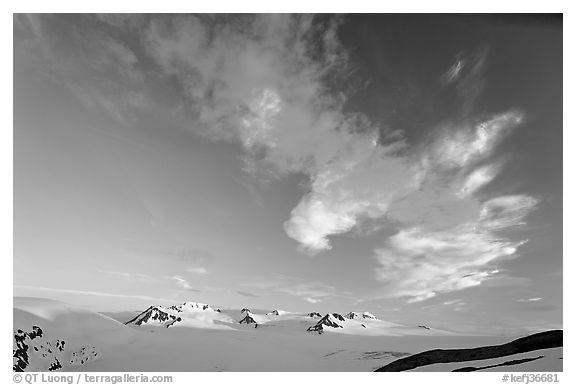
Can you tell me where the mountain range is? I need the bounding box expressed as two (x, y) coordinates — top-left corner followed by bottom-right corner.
(13, 297), (563, 372)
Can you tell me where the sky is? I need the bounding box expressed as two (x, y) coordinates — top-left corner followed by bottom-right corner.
(13, 14), (562, 335)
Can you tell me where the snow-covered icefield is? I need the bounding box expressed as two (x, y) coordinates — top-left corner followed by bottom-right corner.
(13, 297), (561, 372)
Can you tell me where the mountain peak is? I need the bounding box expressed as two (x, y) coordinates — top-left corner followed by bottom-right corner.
(345, 311), (378, 320)
(125, 306), (181, 328)
(168, 302), (215, 313)
(239, 313), (257, 325)
(307, 313), (344, 334)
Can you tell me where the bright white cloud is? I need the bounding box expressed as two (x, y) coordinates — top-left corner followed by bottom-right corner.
(458, 164), (501, 197)
(139, 16), (539, 303)
(479, 195), (539, 230)
(17, 15), (541, 303)
(374, 191), (538, 302)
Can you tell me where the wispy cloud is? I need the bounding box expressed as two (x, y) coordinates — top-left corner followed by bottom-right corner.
(14, 14), (148, 125)
(15, 15), (541, 303)
(242, 275), (349, 303)
(518, 297), (543, 303)
(96, 269), (155, 282)
(441, 47), (488, 112)
(304, 297), (322, 304)
(140, 15), (538, 301)
(236, 291), (260, 298)
(351, 74), (534, 303)
(170, 275), (201, 291)
(186, 267), (208, 276)
(161, 248), (216, 265)
(14, 285), (176, 303)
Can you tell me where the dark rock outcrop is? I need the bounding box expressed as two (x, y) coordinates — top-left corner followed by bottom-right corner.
(125, 306), (181, 327)
(13, 326), (44, 371)
(375, 330), (563, 372)
(332, 313), (345, 322)
(267, 310), (280, 316)
(13, 326), (98, 372)
(345, 312), (359, 319)
(307, 314), (344, 334)
(239, 313), (257, 325)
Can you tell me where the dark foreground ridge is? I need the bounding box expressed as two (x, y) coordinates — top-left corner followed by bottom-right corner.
(375, 330), (562, 372)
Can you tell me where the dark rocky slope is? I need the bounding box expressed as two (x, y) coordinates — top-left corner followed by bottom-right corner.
(375, 330), (562, 372)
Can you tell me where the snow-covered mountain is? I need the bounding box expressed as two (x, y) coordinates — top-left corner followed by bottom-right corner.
(125, 301), (234, 330)
(15, 297), (560, 372)
(345, 311), (378, 320)
(307, 313), (345, 334)
(238, 311), (258, 325)
(123, 301), (452, 337)
(266, 309), (289, 316)
(125, 306), (182, 327)
(362, 312), (377, 320)
(168, 302), (221, 313)
(304, 310), (453, 337)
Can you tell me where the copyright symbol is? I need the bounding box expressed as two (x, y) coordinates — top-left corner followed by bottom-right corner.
(13, 374), (22, 383)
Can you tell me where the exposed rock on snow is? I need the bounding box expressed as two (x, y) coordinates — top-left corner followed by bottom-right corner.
(239, 312), (258, 325)
(13, 297), (134, 372)
(124, 301), (234, 330)
(362, 312), (377, 320)
(332, 313), (346, 322)
(346, 311), (377, 320)
(266, 310), (287, 316)
(345, 312), (360, 319)
(13, 325), (99, 372)
(307, 312), (322, 318)
(307, 314), (344, 334)
(168, 302), (214, 312)
(125, 306), (182, 328)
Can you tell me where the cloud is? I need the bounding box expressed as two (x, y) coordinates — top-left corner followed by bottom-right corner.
(236, 291), (260, 298)
(305, 297), (322, 304)
(14, 14), (148, 124)
(171, 275), (194, 290)
(14, 285), (176, 303)
(442, 299), (463, 306)
(96, 269), (155, 281)
(186, 267), (208, 275)
(441, 47), (488, 112)
(518, 297), (543, 303)
(242, 275), (349, 302)
(275, 282), (339, 299)
(15, 15), (541, 302)
(374, 191), (538, 302)
(140, 17), (537, 301)
(161, 248), (216, 265)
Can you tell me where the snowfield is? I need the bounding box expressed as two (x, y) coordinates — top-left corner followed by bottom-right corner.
(13, 297), (136, 371)
(13, 297), (562, 372)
